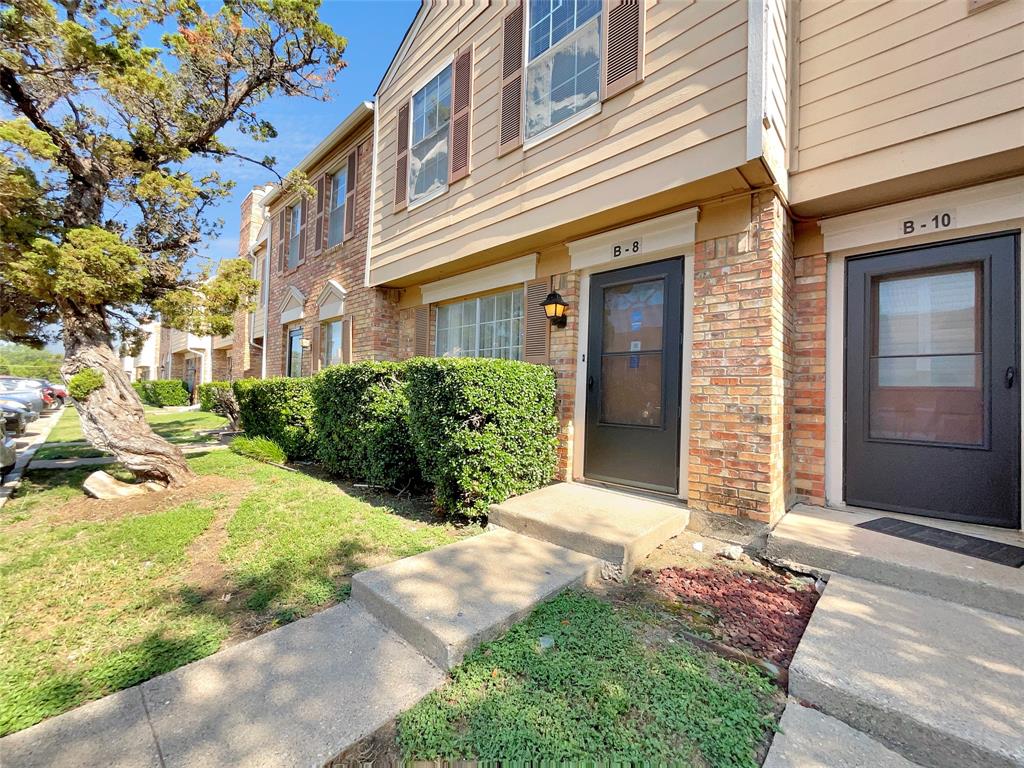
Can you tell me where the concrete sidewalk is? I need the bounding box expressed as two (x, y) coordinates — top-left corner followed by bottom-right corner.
(0, 410), (62, 508)
(0, 602), (443, 768)
(29, 443), (229, 470)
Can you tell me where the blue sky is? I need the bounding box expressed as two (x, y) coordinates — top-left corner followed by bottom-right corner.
(196, 0), (419, 267)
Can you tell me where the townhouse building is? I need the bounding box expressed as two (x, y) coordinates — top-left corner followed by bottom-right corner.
(231, 183), (275, 380)
(122, 319), (227, 401)
(255, 102), (400, 377)
(360, 0), (1023, 531)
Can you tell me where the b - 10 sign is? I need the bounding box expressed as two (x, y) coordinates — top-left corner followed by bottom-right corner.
(900, 210), (956, 237)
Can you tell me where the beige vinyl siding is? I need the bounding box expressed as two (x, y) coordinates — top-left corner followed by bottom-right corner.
(371, 0), (749, 285)
(758, 0), (790, 185)
(791, 0), (1024, 203)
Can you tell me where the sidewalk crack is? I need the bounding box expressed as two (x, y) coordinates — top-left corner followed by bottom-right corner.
(139, 686), (167, 768)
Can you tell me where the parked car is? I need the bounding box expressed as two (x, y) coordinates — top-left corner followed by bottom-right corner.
(0, 404), (30, 436)
(0, 381), (44, 413)
(47, 381), (67, 406)
(9, 377), (66, 409)
(0, 416), (16, 481)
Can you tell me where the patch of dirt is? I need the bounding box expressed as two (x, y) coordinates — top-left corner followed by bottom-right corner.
(326, 719), (403, 767)
(6, 476), (247, 530)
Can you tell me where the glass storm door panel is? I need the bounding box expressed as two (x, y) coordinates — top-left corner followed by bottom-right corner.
(845, 234), (1019, 528)
(584, 258), (682, 494)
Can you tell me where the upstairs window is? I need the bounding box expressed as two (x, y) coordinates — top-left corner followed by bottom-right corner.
(409, 64), (452, 206)
(436, 289), (524, 360)
(524, 0), (601, 141)
(287, 202), (302, 269)
(327, 168), (347, 248)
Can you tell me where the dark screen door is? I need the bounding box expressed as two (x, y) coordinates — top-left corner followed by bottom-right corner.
(584, 259), (682, 494)
(845, 233), (1019, 528)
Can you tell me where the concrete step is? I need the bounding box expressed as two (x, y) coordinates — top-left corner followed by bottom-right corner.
(351, 528), (601, 669)
(764, 699), (922, 768)
(789, 575), (1024, 768)
(767, 504), (1024, 620)
(488, 482), (688, 577)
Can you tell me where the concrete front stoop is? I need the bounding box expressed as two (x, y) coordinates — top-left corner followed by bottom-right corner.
(776, 575), (1024, 768)
(488, 481), (689, 578)
(351, 527), (602, 669)
(767, 504), (1024, 621)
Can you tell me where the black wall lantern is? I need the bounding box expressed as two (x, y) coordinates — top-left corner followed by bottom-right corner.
(541, 290), (568, 328)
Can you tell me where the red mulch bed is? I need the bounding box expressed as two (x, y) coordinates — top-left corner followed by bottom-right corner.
(648, 566), (819, 667)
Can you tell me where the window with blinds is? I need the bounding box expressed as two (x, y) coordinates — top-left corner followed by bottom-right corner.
(436, 289), (524, 360)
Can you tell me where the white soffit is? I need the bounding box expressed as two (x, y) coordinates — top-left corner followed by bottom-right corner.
(317, 279), (348, 321)
(820, 177), (1024, 253)
(568, 208), (699, 272)
(420, 253), (538, 305)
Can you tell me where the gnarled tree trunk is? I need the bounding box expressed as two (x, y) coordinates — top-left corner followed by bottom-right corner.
(62, 304), (196, 488)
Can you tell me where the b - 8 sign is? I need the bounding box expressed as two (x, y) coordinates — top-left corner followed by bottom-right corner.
(611, 237), (642, 259)
(900, 210), (956, 237)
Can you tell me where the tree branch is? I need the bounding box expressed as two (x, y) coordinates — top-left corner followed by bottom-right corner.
(0, 65), (90, 181)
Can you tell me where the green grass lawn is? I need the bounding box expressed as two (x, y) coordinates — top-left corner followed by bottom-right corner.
(0, 451), (479, 736)
(397, 591), (780, 765)
(40, 407), (227, 458)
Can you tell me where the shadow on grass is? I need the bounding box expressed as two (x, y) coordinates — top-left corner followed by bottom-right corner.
(170, 537), (375, 633)
(1, 628), (223, 737)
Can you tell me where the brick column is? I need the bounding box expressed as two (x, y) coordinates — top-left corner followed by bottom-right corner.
(688, 191), (793, 524)
(792, 223), (827, 504)
(549, 271), (580, 480)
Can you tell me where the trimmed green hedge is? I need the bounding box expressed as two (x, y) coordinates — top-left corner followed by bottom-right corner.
(312, 362), (420, 491)
(405, 358), (558, 517)
(233, 377), (316, 460)
(132, 379), (190, 407)
(198, 381), (231, 412)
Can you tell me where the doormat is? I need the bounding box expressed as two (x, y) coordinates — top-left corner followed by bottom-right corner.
(857, 517), (1024, 568)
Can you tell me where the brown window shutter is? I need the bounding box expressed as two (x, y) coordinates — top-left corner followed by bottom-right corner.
(394, 103), (410, 210)
(342, 318), (353, 363)
(413, 305), (430, 357)
(343, 149), (358, 241)
(449, 45), (473, 183)
(311, 323), (320, 373)
(313, 175), (325, 256)
(498, 3), (524, 157)
(524, 277), (551, 364)
(276, 209), (286, 272)
(323, 172), (334, 250)
(297, 200), (307, 264)
(603, 0), (645, 100)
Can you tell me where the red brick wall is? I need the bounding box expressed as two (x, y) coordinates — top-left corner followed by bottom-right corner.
(266, 131), (399, 377)
(211, 348), (231, 381)
(549, 271), (579, 480)
(688, 191), (792, 524)
(791, 225), (827, 504)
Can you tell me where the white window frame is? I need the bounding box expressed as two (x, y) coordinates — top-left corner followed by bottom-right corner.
(287, 201), (302, 269)
(320, 317), (345, 368)
(435, 288), (525, 360)
(406, 56), (454, 211)
(286, 326), (304, 377)
(521, 0), (603, 150)
(326, 167), (348, 248)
